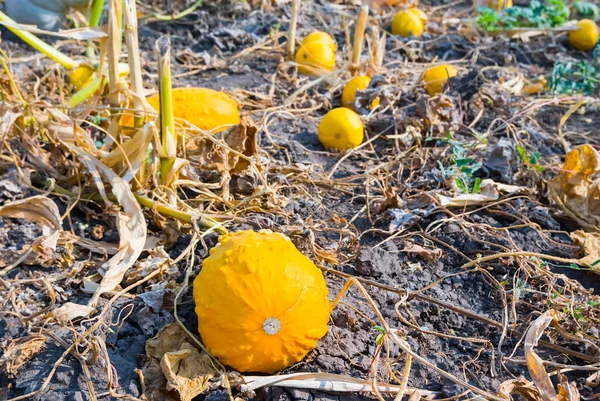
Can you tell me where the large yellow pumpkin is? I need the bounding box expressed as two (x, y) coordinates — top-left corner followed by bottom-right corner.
(193, 230), (330, 373)
(121, 88), (240, 133)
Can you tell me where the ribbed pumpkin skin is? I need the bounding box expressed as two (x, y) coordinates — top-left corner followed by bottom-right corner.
(193, 230), (330, 373)
(146, 88), (240, 132)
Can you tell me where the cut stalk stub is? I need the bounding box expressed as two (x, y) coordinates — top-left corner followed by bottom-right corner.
(351, 5), (369, 75)
(156, 36), (177, 185)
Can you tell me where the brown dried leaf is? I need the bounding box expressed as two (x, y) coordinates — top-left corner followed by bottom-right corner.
(558, 373), (580, 401)
(568, 230), (600, 270)
(498, 377), (544, 401)
(186, 116), (258, 174)
(401, 242), (442, 262)
(437, 179), (528, 207)
(549, 144), (600, 231)
(0, 335), (45, 377)
(143, 324), (218, 401)
(161, 343), (217, 401)
(524, 310), (559, 401)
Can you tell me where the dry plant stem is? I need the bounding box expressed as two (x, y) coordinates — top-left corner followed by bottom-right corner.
(331, 278), (505, 401)
(393, 354), (412, 401)
(288, 0), (301, 60)
(156, 36), (177, 185)
(123, 0), (144, 128)
(461, 251), (580, 269)
(0, 11), (76, 69)
(351, 5), (369, 75)
(107, 0), (122, 107)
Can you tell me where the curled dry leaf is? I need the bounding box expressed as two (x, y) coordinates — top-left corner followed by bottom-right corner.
(186, 116), (258, 174)
(524, 310), (560, 401)
(548, 144), (600, 231)
(143, 323), (218, 401)
(0, 335), (46, 378)
(568, 230), (600, 271)
(48, 302), (95, 324)
(437, 179), (528, 207)
(0, 195), (62, 261)
(498, 377), (544, 401)
(161, 342), (218, 401)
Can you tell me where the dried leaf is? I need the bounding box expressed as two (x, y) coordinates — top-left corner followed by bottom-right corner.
(186, 116), (258, 174)
(161, 343), (217, 401)
(497, 377), (544, 401)
(0, 196), (62, 256)
(437, 179), (527, 207)
(549, 144), (600, 231)
(48, 302), (95, 323)
(143, 324), (216, 401)
(0, 21), (107, 40)
(401, 242), (442, 262)
(524, 310), (559, 401)
(125, 247), (171, 284)
(569, 230), (600, 270)
(0, 335), (45, 377)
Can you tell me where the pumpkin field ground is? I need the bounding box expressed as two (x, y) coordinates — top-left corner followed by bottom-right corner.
(1, 0), (600, 400)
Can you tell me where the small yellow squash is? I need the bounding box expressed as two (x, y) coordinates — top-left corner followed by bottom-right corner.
(295, 41), (336, 76)
(193, 230), (330, 373)
(568, 19), (599, 51)
(341, 76), (380, 111)
(422, 64), (459, 96)
(302, 31), (336, 52)
(318, 107), (364, 150)
(146, 88), (240, 132)
(392, 9), (425, 37)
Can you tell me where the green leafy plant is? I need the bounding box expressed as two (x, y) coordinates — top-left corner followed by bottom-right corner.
(548, 47), (599, 95)
(477, 0), (570, 32)
(438, 140), (482, 194)
(574, 1), (599, 20)
(516, 145), (544, 172)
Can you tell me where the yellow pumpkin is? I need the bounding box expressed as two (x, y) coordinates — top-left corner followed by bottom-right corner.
(302, 31), (336, 52)
(193, 230), (330, 373)
(318, 107), (364, 150)
(422, 64), (459, 96)
(407, 8), (428, 25)
(341, 76), (380, 111)
(295, 41), (336, 76)
(391, 9), (424, 37)
(568, 19), (599, 51)
(121, 88), (240, 133)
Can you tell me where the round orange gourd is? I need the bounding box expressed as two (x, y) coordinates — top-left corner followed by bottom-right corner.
(318, 107), (364, 150)
(193, 230), (330, 373)
(568, 19), (599, 51)
(391, 9), (424, 37)
(341, 76), (380, 111)
(302, 31), (336, 52)
(422, 64), (459, 96)
(295, 41), (336, 76)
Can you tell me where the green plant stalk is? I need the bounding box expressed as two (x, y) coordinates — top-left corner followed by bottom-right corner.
(69, 77), (104, 108)
(156, 36), (177, 186)
(86, 0), (106, 60)
(0, 11), (76, 70)
(90, 0), (106, 27)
